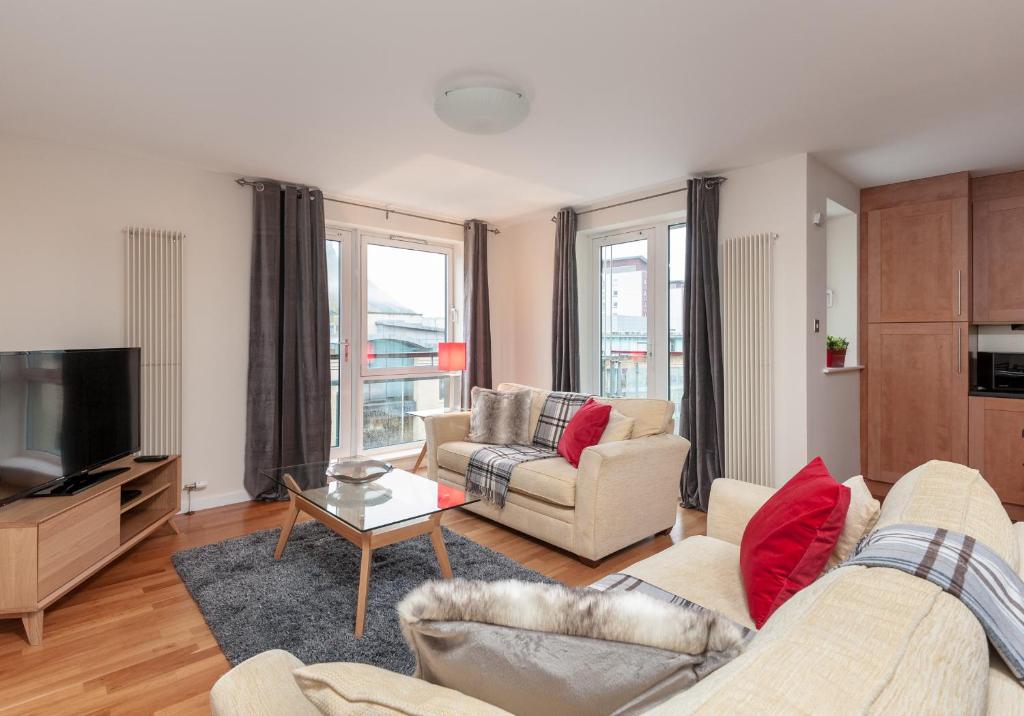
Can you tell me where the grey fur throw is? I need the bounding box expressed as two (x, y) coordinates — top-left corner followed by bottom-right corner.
(398, 579), (750, 715)
(467, 387), (531, 445)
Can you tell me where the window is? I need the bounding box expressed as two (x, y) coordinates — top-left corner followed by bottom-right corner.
(326, 228), (458, 456)
(599, 234), (650, 398)
(668, 223), (686, 425)
(588, 220), (686, 423)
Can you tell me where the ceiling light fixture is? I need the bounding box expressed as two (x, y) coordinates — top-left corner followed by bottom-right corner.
(434, 86), (529, 135)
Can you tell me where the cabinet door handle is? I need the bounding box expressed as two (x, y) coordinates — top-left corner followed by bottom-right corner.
(957, 270), (962, 316)
(957, 327), (962, 374)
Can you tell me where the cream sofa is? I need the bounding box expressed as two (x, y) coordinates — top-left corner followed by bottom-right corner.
(211, 460), (1024, 714)
(425, 383), (691, 563)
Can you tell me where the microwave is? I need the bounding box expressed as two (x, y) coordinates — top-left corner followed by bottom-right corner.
(974, 352), (1024, 394)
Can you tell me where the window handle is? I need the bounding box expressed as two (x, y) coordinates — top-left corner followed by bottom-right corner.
(343, 338), (350, 363)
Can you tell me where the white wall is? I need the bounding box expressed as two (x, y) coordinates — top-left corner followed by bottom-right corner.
(489, 155), (861, 487)
(806, 156), (861, 481)
(0, 133), (252, 509)
(717, 154), (812, 486)
(826, 212), (858, 363)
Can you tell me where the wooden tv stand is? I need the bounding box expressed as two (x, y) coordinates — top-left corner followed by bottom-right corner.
(0, 455), (180, 645)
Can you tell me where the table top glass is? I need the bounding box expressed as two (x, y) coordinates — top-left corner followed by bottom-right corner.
(261, 461), (478, 532)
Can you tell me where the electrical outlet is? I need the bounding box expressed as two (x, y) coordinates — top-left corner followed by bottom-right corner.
(183, 481), (208, 491)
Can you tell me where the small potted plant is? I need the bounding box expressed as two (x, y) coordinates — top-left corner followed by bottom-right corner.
(827, 335), (850, 368)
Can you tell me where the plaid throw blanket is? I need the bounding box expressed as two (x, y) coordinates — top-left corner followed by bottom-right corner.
(846, 524), (1024, 683)
(465, 391), (590, 507)
(465, 445), (556, 507)
(590, 573), (755, 640)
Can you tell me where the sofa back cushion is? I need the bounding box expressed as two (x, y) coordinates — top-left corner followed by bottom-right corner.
(496, 383), (674, 439)
(875, 460), (1018, 571)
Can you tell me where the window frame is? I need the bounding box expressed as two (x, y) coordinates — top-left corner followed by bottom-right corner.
(582, 216), (684, 402)
(325, 223), (460, 458)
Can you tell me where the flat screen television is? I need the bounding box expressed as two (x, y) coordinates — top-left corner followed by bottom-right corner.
(0, 348), (140, 507)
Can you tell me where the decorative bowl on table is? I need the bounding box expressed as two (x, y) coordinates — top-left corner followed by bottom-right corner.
(326, 459), (393, 484)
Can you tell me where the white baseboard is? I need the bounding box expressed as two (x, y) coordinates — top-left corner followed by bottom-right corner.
(178, 488), (251, 513)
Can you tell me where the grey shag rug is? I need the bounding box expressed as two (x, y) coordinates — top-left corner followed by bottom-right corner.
(172, 520), (555, 673)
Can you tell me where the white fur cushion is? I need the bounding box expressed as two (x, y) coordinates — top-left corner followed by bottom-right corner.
(467, 387), (531, 445)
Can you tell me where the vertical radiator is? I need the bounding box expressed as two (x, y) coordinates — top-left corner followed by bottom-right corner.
(721, 233), (774, 487)
(125, 227), (183, 455)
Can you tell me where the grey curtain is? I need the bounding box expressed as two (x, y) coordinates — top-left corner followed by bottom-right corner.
(463, 220), (492, 406)
(243, 182), (331, 500)
(680, 177), (726, 511)
(551, 207), (579, 392)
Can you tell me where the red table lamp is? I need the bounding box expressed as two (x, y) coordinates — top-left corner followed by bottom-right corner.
(438, 342), (467, 410)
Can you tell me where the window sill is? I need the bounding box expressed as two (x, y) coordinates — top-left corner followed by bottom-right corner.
(822, 365), (864, 375)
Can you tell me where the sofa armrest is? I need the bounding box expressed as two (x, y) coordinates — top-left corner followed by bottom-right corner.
(211, 650), (320, 716)
(705, 478), (776, 546)
(425, 412), (470, 479)
(574, 433), (690, 561)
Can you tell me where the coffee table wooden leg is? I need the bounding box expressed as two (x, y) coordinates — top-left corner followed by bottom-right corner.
(274, 498), (300, 560)
(355, 536), (372, 638)
(429, 514), (453, 579)
(412, 442), (428, 472)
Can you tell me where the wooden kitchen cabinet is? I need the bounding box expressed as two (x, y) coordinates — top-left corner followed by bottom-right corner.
(863, 172), (970, 323)
(969, 396), (1024, 519)
(972, 171), (1024, 323)
(866, 322), (969, 484)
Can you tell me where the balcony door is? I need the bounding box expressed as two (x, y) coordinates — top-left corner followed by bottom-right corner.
(591, 221), (686, 424)
(327, 226), (457, 458)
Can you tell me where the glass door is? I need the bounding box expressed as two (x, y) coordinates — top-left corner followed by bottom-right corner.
(596, 230), (652, 398)
(358, 234), (455, 453)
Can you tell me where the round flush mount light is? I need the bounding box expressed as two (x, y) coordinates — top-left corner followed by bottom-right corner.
(434, 86), (529, 135)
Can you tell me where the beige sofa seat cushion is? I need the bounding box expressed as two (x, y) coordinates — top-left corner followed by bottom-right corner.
(876, 459), (1019, 570)
(210, 649), (321, 716)
(436, 441), (577, 507)
(294, 662), (510, 715)
(622, 535), (754, 630)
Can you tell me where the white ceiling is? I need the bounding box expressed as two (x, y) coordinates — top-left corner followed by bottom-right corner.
(3, 0), (1024, 223)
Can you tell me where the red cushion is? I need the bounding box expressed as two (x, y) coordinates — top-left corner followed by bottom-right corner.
(739, 457), (850, 628)
(557, 398), (612, 468)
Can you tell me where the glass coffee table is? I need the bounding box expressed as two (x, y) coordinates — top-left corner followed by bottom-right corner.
(262, 461), (479, 638)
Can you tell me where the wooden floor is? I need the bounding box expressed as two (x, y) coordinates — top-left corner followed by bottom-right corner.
(0, 464), (705, 715)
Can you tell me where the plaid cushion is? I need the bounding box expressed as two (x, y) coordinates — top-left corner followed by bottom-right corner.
(532, 391), (590, 450)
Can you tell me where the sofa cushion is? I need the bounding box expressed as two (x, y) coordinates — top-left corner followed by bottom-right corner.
(436, 442), (577, 507)
(648, 565), (989, 714)
(739, 457), (850, 628)
(827, 475), (881, 568)
(210, 649), (321, 716)
(594, 397), (674, 438)
(623, 535), (754, 630)
(875, 459), (1019, 571)
(599, 407), (635, 443)
(496, 382), (674, 439)
(467, 387), (531, 445)
(293, 661), (510, 715)
(557, 398), (611, 468)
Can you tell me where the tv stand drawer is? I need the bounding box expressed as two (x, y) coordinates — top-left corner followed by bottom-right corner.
(37, 490), (120, 599)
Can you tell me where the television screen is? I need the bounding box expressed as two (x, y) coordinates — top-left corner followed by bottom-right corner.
(0, 348), (140, 507)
